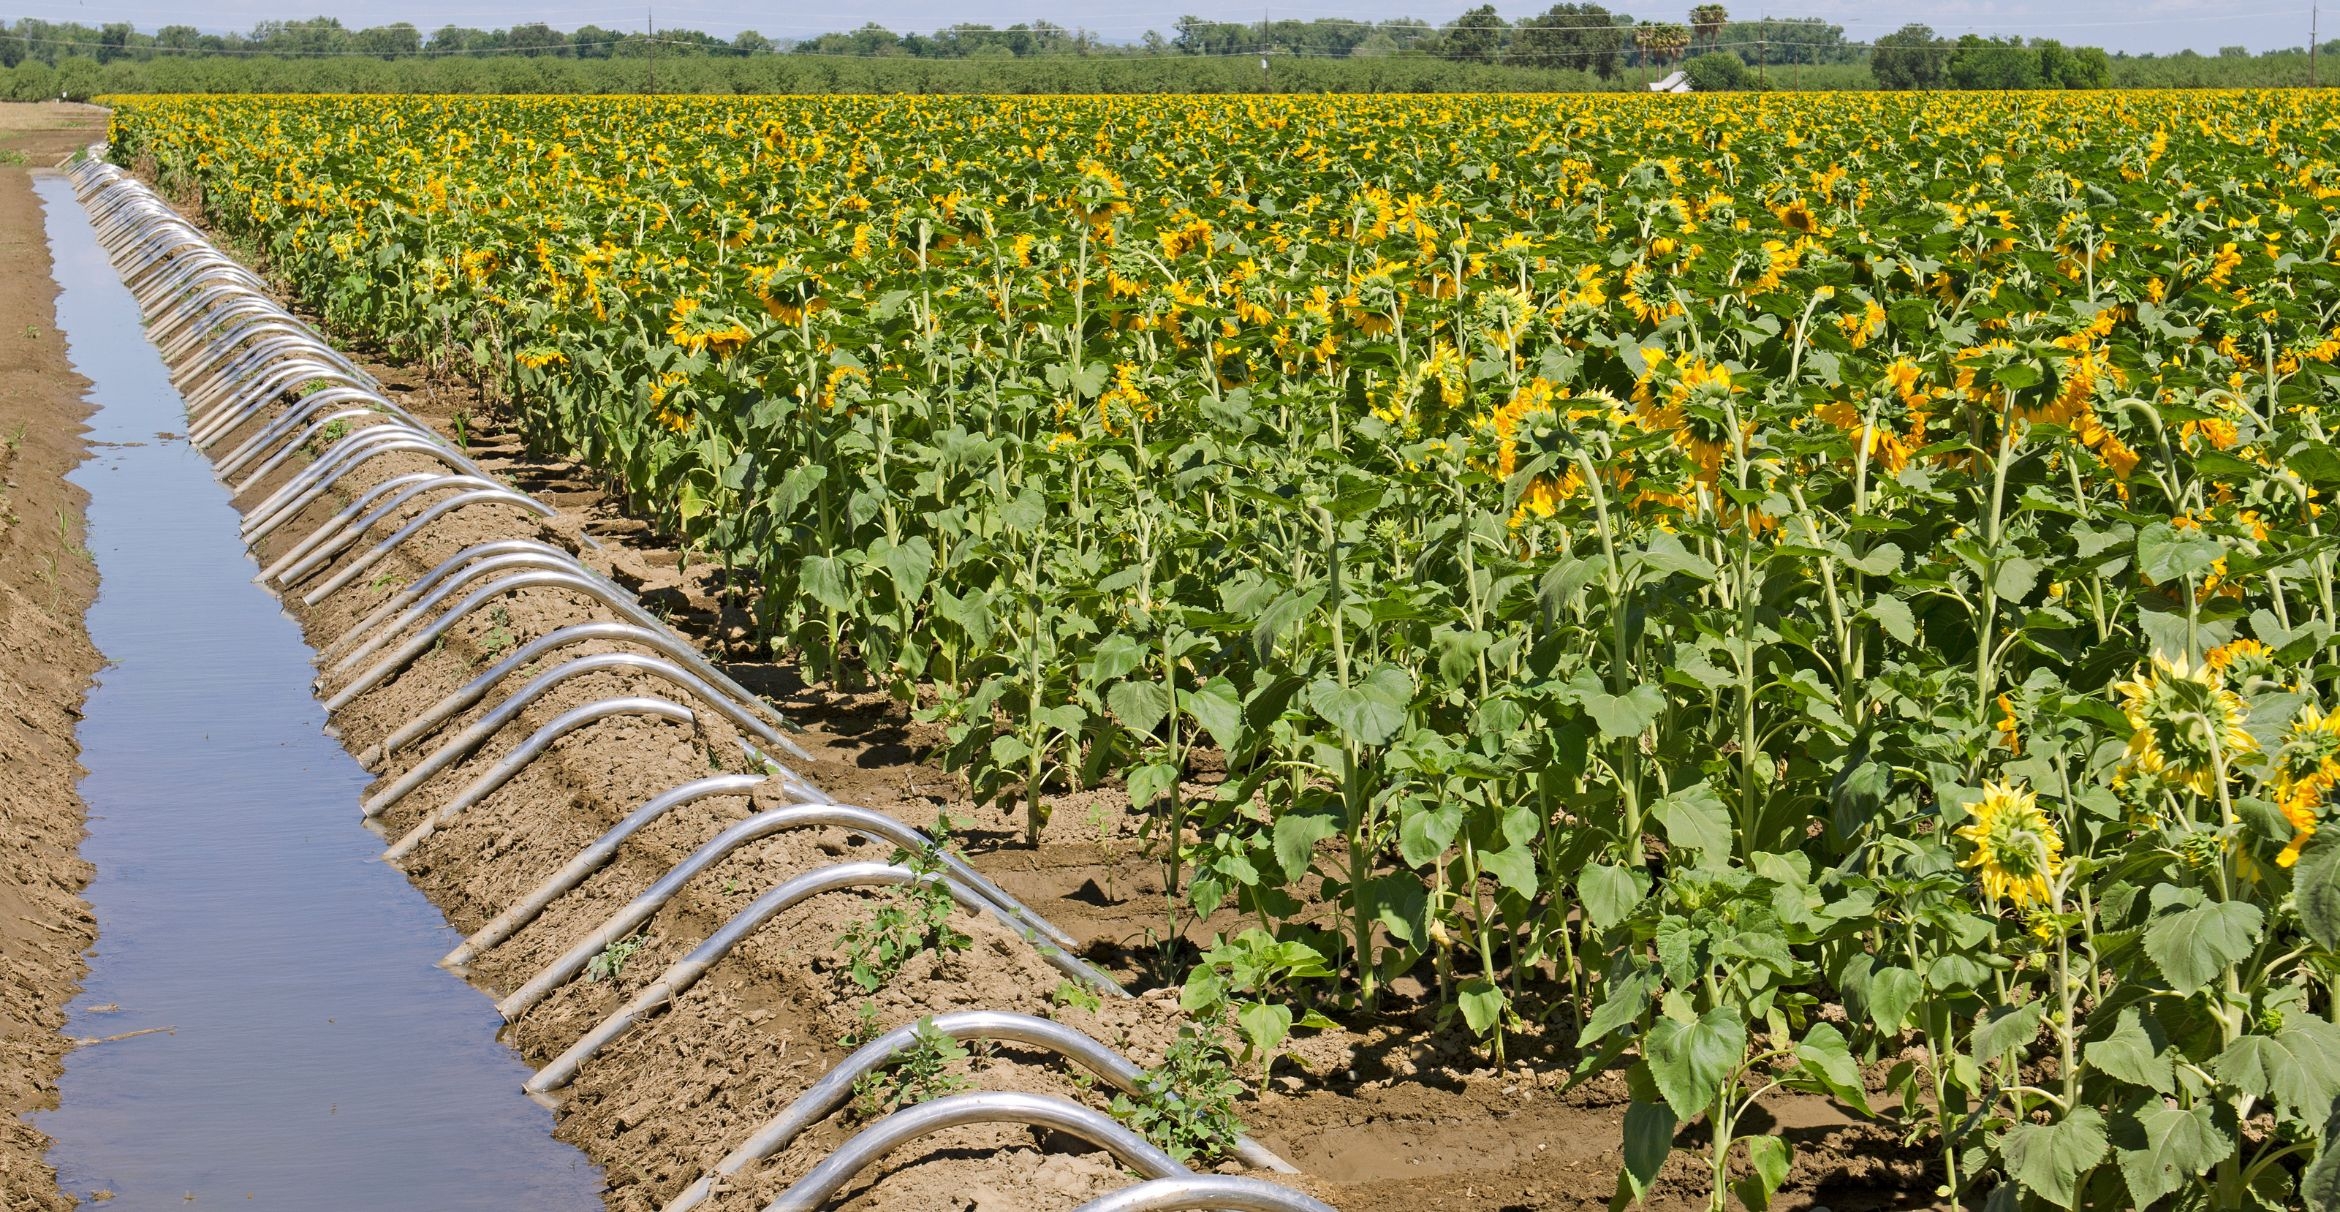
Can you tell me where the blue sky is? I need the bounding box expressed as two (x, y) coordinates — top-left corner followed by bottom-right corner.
(5, 0), (2315, 55)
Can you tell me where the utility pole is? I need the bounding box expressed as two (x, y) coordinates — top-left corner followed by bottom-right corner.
(647, 5), (656, 93)
(1260, 0), (1270, 85)
(2314, 2), (2321, 88)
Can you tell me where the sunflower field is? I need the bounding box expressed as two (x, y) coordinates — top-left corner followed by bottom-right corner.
(110, 89), (2340, 1209)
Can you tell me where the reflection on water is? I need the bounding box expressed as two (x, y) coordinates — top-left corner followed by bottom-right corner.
(32, 175), (603, 1211)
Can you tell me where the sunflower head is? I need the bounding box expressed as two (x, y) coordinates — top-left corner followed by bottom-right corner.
(2206, 637), (2285, 694)
(2113, 653), (2258, 796)
(1956, 780), (2064, 909)
(2274, 704), (2340, 866)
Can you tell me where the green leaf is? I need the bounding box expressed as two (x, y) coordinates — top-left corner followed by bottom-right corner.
(1125, 761), (1180, 812)
(1305, 665), (1413, 747)
(1397, 799), (1462, 868)
(1479, 843), (1539, 896)
(1973, 1001), (2046, 1060)
(801, 554), (855, 613)
(1999, 1106), (2109, 1210)
(1580, 863), (1646, 931)
(1652, 781), (1733, 866)
(1272, 812), (1340, 883)
(1793, 1023), (1868, 1109)
(1867, 966), (1923, 1036)
(2301, 1095), (2340, 1211)
(881, 535), (934, 604)
(2085, 1007), (2175, 1095)
(1994, 556), (2039, 604)
(1233, 1000), (1294, 1056)
(1183, 677), (1245, 752)
(1618, 1099), (1677, 1204)
(2144, 898), (2263, 995)
(2295, 841), (2340, 954)
(1107, 678), (1173, 736)
(1740, 1134), (1792, 1210)
(1867, 595), (1917, 644)
(1457, 977), (1507, 1036)
(2136, 521), (2225, 585)
(2114, 1103), (2232, 1209)
(2213, 1016), (2340, 1121)
(1582, 683), (1666, 740)
(1582, 971), (1658, 1050)
(1645, 1007), (1745, 1122)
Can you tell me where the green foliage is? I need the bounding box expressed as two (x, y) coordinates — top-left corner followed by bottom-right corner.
(584, 931), (648, 982)
(1180, 929), (1336, 1075)
(833, 818), (971, 993)
(123, 88), (2340, 1211)
(1681, 52), (1753, 93)
(1109, 1026), (1249, 1164)
(849, 1016), (972, 1119)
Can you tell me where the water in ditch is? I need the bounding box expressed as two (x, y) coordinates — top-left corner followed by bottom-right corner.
(31, 178), (604, 1209)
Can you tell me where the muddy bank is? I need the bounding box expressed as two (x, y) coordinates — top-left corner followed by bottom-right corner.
(0, 102), (109, 1212)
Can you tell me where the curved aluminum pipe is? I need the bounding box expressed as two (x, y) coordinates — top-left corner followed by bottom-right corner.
(186, 356), (370, 437)
(270, 475), (508, 587)
(172, 317), (360, 380)
(296, 488), (557, 605)
(168, 318), (331, 379)
(759, 1092), (1185, 1212)
(358, 621), (781, 765)
(497, 803), (1088, 1024)
(320, 570), (790, 762)
(192, 363), (373, 447)
(361, 652), (779, 819)
(1072, 1179), (1337, 1212)
(665, 1011), (1291, 1211)
(214, 386), (394, 478)
(442, 774), (772, 969)
(380, 696), (697, 863)
(322, 549), (589, 671)
(235, 423), (447, 527)
(229, 411), (400, 493)
(259, 474), (501, 586)
(523, 863), (1101, 1091)
(324, 540), (594, 665)
(188, 354), (356, 432)
(241, 434), (472, 541)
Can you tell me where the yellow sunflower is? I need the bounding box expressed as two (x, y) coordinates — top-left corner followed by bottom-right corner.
(2274, 704), (2340, 866)
(1956, 780), (2064, 908)
(2113, 654), (2258, 797)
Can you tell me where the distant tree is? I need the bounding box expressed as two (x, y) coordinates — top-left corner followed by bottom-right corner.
(1441, 5), (1508, 63)
(1350, 31), (1400, 57)
(350, 23), (420, 57)
(1871, 22), (1944, 89)
(731, 30), (774, 55)
(505, 23), (568, 56)
(1512, 3), (1626, 77)
(1683, 48), (1750, 89)
(570, 25), (623, 58)
(1945, 34), (2040, 89)
(1688, 4), (1727, 54)
(2219, 45), (2249, 58)
(1635, 21), (1689, 66)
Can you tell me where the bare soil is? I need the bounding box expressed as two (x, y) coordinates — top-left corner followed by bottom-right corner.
(0, 101), (110, 1212)
(140, 144), (1946, 1212)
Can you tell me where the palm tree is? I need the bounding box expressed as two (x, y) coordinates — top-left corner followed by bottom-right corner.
(1655, 22), (1692, 66)
(1688, 4), (1728, 55)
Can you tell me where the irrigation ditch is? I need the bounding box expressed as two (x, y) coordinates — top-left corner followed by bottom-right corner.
(53, 153), (1339, 1212)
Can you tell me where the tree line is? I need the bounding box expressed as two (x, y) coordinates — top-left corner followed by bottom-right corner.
(0, 9), (2325, 100)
